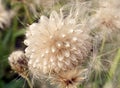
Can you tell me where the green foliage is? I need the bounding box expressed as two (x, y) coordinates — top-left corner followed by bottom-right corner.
(0, 1), (28, 87)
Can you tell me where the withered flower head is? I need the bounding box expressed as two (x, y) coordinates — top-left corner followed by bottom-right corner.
(8, 51), (28, 78)
(89, 0), (120, 36)
(50, 68), (88, 88)
(24, 2), (92, 78)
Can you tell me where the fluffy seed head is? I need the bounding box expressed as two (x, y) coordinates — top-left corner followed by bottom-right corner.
(8, 51), (28, 78)
(89, 0), (120, 36)
(24, 3), (92, 77)
(89, 56), (103, 73)
(50, 68), (88, 88)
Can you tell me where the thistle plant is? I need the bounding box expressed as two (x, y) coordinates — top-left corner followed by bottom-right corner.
(24, 9), (92, 75)
(6, 0), (120, 88)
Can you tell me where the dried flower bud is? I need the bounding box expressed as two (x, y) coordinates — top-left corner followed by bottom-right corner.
(50, 68), (88, 88)
(8, 51), (28, 78)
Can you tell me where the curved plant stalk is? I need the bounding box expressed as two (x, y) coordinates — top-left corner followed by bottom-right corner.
(25, 77), (33, 88)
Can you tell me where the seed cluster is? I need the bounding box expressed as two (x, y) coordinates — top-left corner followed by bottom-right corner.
(24, 11), (92, 77)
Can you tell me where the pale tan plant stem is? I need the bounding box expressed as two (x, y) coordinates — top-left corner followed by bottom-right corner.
(25, 77), (33, 88)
